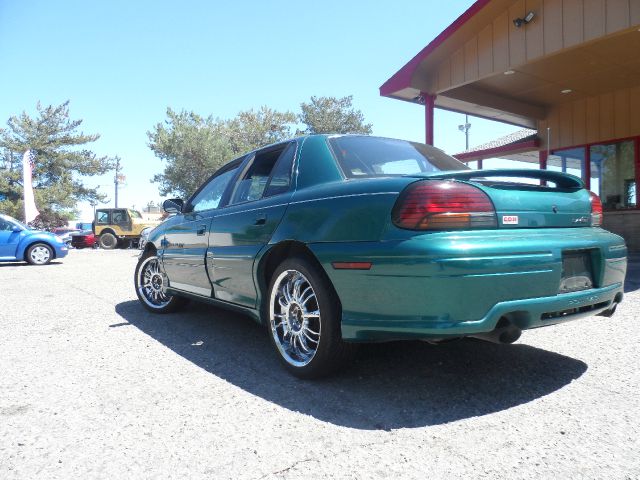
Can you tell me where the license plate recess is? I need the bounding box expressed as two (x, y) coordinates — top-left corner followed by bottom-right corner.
(559, 250), (594, 293)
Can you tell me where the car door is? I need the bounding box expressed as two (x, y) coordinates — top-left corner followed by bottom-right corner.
(161, 159), (243, 297)
(208, 141), (297, 308)
(0, 218), (23, 259)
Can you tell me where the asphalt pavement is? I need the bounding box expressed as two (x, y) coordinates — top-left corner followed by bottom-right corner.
(0, 249), (638, 479)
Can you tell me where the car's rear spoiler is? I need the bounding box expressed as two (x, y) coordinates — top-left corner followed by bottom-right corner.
(423, 169), (585, 189)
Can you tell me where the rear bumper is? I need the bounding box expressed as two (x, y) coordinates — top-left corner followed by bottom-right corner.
(71, 238), (95, 248)
(340, 283), (623, 341)
(308, 228), (627, 341)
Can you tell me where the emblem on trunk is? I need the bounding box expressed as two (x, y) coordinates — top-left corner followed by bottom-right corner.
(573, 216), (589, 224)
(552, 205), (558, 213)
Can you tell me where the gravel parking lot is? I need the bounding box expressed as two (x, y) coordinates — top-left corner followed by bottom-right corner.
(1, 249), (639, 479)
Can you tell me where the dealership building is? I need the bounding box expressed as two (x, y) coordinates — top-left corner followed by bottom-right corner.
(381, 0), (640, 250)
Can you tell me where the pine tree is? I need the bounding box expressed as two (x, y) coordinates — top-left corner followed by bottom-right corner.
(0, 101), (116, 225)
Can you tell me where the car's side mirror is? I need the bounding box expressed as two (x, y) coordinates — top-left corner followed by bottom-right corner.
(12, 226), (21, 233)
(163, 198), (184, 214)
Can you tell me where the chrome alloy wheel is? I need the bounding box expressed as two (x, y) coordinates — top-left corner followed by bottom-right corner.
(269, 269), (321, 367)
(29, 245), (51, 265)
(136, 256), (170, 309)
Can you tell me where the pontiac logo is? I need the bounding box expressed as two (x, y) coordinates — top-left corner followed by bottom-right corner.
(573, 216), (589, 224)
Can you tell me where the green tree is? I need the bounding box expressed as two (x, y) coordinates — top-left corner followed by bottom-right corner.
(0, 101), (115, 223)
(148, 108), (233, 198)
(299, 95), (372, 135)
(148, 107), (296, 198)
(224, 106), (297, 154)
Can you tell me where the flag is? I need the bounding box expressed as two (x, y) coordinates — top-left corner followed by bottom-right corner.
(22, 149), (39, 223)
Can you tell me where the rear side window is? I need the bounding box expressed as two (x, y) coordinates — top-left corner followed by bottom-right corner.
(230, 143), (294, 204)
(264, 143), (295, 197)
(329, 136), (468, 178)
(112, 210), (128, 223)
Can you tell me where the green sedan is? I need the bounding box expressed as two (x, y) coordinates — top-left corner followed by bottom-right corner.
(135, 135), (627, 378)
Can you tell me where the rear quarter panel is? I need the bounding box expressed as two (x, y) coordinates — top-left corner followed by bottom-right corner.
(271, 136), (413, 243)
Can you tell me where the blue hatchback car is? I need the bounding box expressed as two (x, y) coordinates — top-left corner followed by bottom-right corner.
(0, 213), (68, 265)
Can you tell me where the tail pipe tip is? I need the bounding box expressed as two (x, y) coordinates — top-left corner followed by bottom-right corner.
(470, 322), (522, 344)
(598, 293), (624, 318)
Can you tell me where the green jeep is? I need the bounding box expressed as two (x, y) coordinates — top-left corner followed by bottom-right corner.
(93, 208), (159, 249)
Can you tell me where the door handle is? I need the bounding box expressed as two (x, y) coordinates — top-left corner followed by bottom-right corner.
(196, 224), (207, 236)
(254, 214), (267, 226)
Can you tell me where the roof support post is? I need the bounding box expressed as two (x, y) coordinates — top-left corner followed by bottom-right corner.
(423, 93), (436, 146)
(539, 149), (547, 170)
(584, 147), (591, 190)
(634, 137), (640, 209)
(539, 150), (548, 186)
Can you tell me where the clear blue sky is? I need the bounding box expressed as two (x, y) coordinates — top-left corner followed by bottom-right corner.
(0, 0), (518, 220)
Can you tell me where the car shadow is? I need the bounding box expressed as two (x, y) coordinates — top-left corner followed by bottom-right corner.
(0, 261), (63, 268)
(115, 300), (588, 430)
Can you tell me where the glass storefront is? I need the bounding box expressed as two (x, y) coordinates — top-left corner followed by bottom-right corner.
(590, 141), (636, 209)
(547, 147), (585, 179)
(550, 140), (637, 210)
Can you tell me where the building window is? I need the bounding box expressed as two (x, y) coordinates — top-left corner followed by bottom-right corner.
(547, 147), (585, 179)
(549, 141), (636, 210)
(590, 141), (636, 210)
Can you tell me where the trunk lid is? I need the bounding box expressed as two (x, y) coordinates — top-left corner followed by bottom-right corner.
(425, 169), (593, 228)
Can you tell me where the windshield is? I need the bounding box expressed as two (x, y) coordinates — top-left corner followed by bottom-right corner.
(129, 210), (143, 219)
(329, 136), (469, 178)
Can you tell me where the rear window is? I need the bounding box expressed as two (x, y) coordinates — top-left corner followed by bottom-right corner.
(329, 136), (468, 178)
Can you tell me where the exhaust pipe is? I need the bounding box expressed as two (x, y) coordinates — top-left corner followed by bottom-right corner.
(597, 302), (617, 318)
(470, 322), (521, 344)
(598, 293), (623, 318)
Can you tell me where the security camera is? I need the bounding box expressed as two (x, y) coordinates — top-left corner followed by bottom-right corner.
(513, 11), (535, 28)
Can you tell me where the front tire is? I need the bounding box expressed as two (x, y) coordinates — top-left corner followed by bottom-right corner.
(134, 253), (187, 313)
(99, 232), (118, 249)
(26, 243), (53, 265)
(266, 256), (354, 379)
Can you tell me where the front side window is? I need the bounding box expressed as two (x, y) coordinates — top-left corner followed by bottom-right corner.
(129, 210), (143, 219)
(230, 143), (293, 204)
(96, 211), (109, 224)
(0, 218), (13, 231)
(190, 164), (240, 212)
(328, 136), (468, 178)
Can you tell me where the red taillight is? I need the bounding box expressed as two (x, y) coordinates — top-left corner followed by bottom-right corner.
(392, 180), (497, 230)
(589, 191), (603, 226)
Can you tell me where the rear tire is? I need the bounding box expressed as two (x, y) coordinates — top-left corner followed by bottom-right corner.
(265, 256), (354, 379)
(99, 232), (118, 249)
(134, 252), (187, 313)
